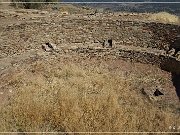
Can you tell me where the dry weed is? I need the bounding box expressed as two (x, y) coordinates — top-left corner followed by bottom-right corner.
(149, 12), (180, 25)
(0, 62), (179, 132)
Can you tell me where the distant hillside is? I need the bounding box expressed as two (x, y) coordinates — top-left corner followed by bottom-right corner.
(63, 0), (180, 1)
(84, 3), (180, 16)
(62, 0), (180, 15)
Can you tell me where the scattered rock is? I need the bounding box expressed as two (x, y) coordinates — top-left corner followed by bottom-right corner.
(46, 42), (57, 50)
(40, 11), (48, 15)
(141, 88), (148, 96)
(103, 39), (113, 48)
(175, 51), (180, 60)
(141, 87), (165, 101)
(61, 11), (69, 15)
(167, 48), (176, 56)
(42, 42), (58, 52)
(42, 44), (52, 52)
(141, 88), (154, 101)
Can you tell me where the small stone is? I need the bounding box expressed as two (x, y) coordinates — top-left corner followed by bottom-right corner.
(0, 92), (3, 95)
(141, 88), (148, 96)
(167, 48), (175, 56)
(103, 39), (113, 48)
(175, 51), (180, 60)
(61, 11), (69, 15)
(42, 44), (51, 52)
(40, 11), (48, 15)
(46, 42), (57, 50)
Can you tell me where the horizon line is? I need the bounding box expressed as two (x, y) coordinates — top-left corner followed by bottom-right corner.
(1, 1), (180, 4)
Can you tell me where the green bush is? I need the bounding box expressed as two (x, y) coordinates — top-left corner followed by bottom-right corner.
(11, 0), (58, 9)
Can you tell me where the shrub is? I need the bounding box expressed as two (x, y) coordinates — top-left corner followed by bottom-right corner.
(11, 0), (58, 9)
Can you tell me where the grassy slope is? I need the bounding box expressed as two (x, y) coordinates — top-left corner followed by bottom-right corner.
(0, 58), (179, 132)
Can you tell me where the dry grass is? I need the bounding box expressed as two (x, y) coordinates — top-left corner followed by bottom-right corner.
(0, 60), (179, 132)
(149, 12), (180, 25)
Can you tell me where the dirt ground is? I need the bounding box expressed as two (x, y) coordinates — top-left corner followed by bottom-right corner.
(0, 3), (179, 133)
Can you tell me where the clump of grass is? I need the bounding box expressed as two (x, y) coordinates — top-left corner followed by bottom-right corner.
(149, 12), (180, 24)
(0, 62), (179, 132)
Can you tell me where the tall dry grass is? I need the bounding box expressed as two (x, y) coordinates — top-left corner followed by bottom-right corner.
(149, 12), (180, 25)
(0, 61), (179, 132)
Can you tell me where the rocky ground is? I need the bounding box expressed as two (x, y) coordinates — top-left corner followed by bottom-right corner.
(0, 3), (180, 133)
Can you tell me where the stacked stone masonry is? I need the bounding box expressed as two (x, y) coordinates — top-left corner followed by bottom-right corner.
(0, 13), (180, 73)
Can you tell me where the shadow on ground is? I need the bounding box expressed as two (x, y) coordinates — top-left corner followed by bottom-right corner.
(172, 73), (180, 100)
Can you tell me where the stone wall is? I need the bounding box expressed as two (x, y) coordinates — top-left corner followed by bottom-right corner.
(66, 46), (180, 74)
(1, 13), (180, 73)
(2, 16), (180, 54)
